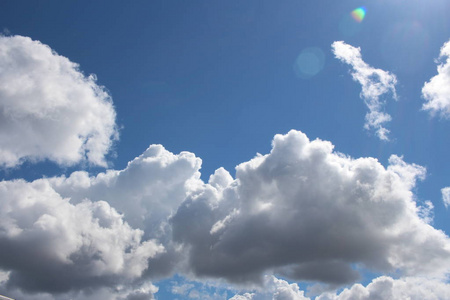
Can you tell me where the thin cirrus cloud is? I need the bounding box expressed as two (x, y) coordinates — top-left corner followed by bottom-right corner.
(0, 35), (118, 168)
(422, 39), (450, 117)
(332, 41), (397, 141)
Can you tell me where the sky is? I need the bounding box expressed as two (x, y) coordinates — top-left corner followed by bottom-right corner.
(0, 0), (450, 299)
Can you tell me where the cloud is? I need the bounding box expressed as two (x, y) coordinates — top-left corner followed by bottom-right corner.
(0, 282), (159, 300)
(441, 187), (450, 208)
(332, 41), (397, 140)
(0, 35), (118, 168)
(422, 39), (450, 117)
(172, 130), (450, 285)
(230, 275), (450, 300)
(48, 144), (202, 234)
(0, 143), (203, 298)
(0, 34), (448, 300)
(0, 179), (163, 294)
(316, 276), (450, 300)
(0, 130), (449, 299)
(230, 276), (309, 300)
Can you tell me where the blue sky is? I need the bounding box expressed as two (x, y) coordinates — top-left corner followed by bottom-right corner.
(0, 1), (450, 299)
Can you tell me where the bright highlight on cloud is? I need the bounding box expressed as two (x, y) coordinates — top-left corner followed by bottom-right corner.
(0, 35), (118, 168)
(351, 7), (366, 23)
(422, 39), (450, 117)
(332, 41), (397, 140)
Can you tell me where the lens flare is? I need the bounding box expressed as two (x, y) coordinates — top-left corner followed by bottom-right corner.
(351, 7), (366, 23)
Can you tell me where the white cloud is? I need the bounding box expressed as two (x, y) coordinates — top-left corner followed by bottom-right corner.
(172, 130), (450, 285)
(1, 126), (449, 299)
(230, 276), (309, 300)
(229, 293), (255, 300)
(422, 39), (450, 117)
(0, 143), (203, 298)
(0, 179), (164, 294)
(231, 275), (450, 300)
(441, 187), (450, 208)
(0, 35), (118, 168)
(48, 144), (203, 236)
(332, 41), (397, 140)
(316, 276), (450, 300)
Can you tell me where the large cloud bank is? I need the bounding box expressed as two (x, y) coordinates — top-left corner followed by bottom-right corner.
(172, 130), (449, 285)
(422, 39), (450, 117)
(332, 41), (397, 140)
(1, 130), (449, 299)
(0, 35), (117, 167)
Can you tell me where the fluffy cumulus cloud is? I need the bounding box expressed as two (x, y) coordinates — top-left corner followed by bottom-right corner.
(422, 39), (450, 117)
(230, 276), (309, 300)
(48, 144), (203, 281)
(0, 179), (163, 295)
(316, 276), (450, 300)
(0, 144), (202, 299)
(0, 35), (118, 168)
(230, 275), (450, 300)
(1, 129), (450, 299)
(48, 144), (202, 234)
(332, 41), (397, 140)
(172, 130), (450, 286)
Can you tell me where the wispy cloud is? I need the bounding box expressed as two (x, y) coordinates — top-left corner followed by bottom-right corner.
(332, 41), (397, 140)
(441, 187), (450, 208)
